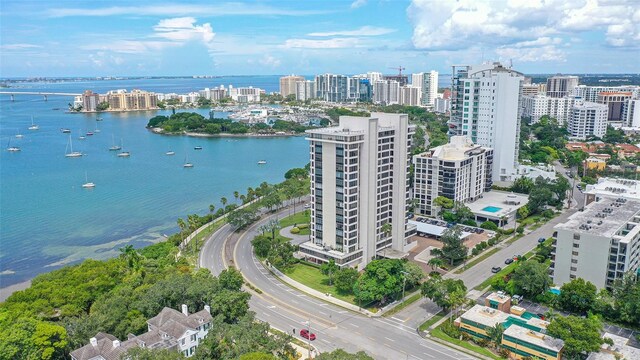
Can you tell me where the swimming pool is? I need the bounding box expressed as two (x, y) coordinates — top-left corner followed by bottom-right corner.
(549, 288), (561, 295)
(482, 206), (502, 213)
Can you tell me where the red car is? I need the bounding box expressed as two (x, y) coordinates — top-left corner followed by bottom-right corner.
(300, 329), (316, 341)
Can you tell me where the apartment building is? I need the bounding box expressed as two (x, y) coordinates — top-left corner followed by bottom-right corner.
(521, 95), (577, 125)
(411, 71), (439, 107)
(229, 86), (262, 103)
(315, 74), (348, 102)
(574, 85), (640, 103)
(347, 77), (372, 102)
(295, 80), (316, 101)
(373, 80), (400, 105)
(598, 92), (633, 124)
(546, 75), (579, 98)
(450, 62), (524, 182)
(399, 85), (421, 106)
(552, 196), (640, 289)
(567, 101), (608, 139)
(413, 136), (493, 216)
(280, 75), (305, 97)
(623, 99), (640, 128)
(102, 89), (158, 111)
(300, 113), (416, 269)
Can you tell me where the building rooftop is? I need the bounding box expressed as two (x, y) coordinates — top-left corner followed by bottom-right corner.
(503, 324), (564, 353)
(555, 196), (640, 237)
(459, 304), (511, 328)
(486, 292), (511, 305)
(466, 191), (529, 219)
(415, 136), (489, 161)
(585, 177), (640, 200)
(587, 333), (640, 360)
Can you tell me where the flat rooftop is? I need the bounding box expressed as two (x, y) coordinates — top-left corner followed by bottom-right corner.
(587, 333), (640, 360)
(486, 292), (510, 304)
(459, 304), (510, 328)
(408, 219), (472, 239)
(504, 324), (564, 353)
(585, 177), (640, 200)
(467, 191), (529, 218)
(555, 196), (640, 237)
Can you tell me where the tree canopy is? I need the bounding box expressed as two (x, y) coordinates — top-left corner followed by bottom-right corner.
(421, 276), (467, 311)
(510, 261), (552, 298)
(547, 314), (605, 360)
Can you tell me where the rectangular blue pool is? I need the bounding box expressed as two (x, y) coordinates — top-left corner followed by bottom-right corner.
(482, 206), (502, 213)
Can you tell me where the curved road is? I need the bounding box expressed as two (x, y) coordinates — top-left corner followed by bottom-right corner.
(200, 204), (475, 360)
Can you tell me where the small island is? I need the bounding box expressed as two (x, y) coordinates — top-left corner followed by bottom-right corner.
(146, 112), (328, 137)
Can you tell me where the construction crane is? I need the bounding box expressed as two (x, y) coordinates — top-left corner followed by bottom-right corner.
(389, 66), (405, 76)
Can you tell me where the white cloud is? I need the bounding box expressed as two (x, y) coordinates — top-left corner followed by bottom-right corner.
(408, 0), (640, 58)
(308, 26), (395, 37)
(0, 43), (42, 50)
(258, 54), (281, 68)
(283, 38), (360, 49)
(351, 0), (367, 9)
(46, 3), (327, 18)
(153, 17), (215, 44)
(496, 45), (566, 62)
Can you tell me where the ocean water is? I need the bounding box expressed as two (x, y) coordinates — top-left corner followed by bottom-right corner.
(0, 77), (309, 288)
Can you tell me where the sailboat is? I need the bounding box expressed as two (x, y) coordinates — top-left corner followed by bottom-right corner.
(28, 116), (39, 130)
(108, 135), (121, 151)
(6, 137), (21, 152)
(183, 154), (193, 168)
(166, 150), (175, 155)
(82, 172), (95, 188)
(257, 160), (267, 165)
(117, 139), (130, 157)
(65, 135), (83, 157)
(94, 121), (101, 133)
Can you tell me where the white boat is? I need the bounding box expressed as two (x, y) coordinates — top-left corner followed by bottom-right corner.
(194, 146), (203, 150)
(257, 160), (267, 165)
(6, 137), (20, 152)
(82, 172), (95, 188)
(96, 117), (103, 121)
(28, 116), (39, 131)
(166, 151), (175, 155)
(117, 139), (130, 157)
(65, 135), (83, 157)
(60, 128), (71, 133)
(15, 134), (24, 138)
(108, 135), (121, 151)
(183, 155), (193, 168)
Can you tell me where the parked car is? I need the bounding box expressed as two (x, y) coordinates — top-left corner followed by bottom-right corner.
(491, 266), (502, 273)
(505, 258), (514, 265)
(300, 329), (316, 341)
(536, 313), (546, 320)
(304, 203), (311, 209)
(538, 237), (546, 244)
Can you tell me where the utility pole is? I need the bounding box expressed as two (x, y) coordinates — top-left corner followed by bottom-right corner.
(303, 320), (312, 359)
(401, 271), (408, 301)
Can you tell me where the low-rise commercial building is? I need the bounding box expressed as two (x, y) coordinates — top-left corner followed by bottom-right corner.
(584, 177), (640, 206)
(413, 136), (493, 216)
(552, 196), (640, 289)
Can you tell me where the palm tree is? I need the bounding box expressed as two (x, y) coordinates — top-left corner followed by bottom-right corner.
(239, 194), (247, 204)
(209, 204), (215, 218)
(177, 218), (187, 248)
(188, 214), (199, 252)
(247, 187), (254, 201)
(220, 197), (228, 214)
(485, 323), (505, 349)
(381, 223), (392, 239)
(543, 308), (557, 321)
(427, 257), (444, 271)
(233, 191), (240, 204)
(119, 245), (141, 270)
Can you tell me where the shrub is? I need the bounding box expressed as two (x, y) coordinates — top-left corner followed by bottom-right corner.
(516, 226), (525, 234)
(542, 209), (555, 219)
(460, 332), (472, 341)
(498, 348), (511, 358)
(479, 241), (488, 250)
(297, 223), (309, 229)
(474, 338), (491, 347)
(480, 221), (499, 231)
(502, 228), (515, 235)
(290, 227), (300, 234)
(440, 321), (461, 339)
(487, 237), (497, 246)
(471, 248), (480, 256)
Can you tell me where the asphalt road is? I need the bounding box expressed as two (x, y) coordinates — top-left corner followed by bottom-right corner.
(199, 205), (475, 360)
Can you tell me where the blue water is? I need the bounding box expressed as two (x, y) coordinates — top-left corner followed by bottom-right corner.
(0, 77), (309, 288)
(481, 206), (502, 213)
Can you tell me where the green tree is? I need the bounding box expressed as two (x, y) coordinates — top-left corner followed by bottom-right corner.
(485, 323), (505, 349)
(480, 221), (499, 231)
(547, 314), (605, 360)
(381, 222), (392, 238)
(354, 259), (405, 304)
(320, 259), (339, 285)
(0, 318), (68, 360)
(220, 197), (228, 214)
(251, 235), (272, 258)
(227, 207), (258, 229)
(611, 272), (640, 326)
(96, 101), (109, 111)
(403, 261), (425, 288)
(119, 244), (142, 270)
(238, 352), (277, 360)
(421, 276), (467, 312)
(511, 177), (534, 194)
(219, 268), (244, 291)
(334, 268), (359, 294)
(510, 261), (552, 298)
(315, 349), (375, 360)
(559, 278), (598, 314)
(427, 257), (444, 271)
(439, 226), (467, 266)
(434, 196), (454, 210)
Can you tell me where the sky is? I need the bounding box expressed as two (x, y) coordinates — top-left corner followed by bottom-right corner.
(1, 0), (639, 77)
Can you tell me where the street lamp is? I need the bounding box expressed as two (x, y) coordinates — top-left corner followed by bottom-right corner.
(302, 319), (312, 359)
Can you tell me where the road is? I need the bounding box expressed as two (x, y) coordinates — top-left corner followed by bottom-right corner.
(200, 204), (475, 360)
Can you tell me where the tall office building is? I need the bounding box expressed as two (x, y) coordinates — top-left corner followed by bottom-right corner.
(567, 101), (608, 139)
(450, 62), (524, 182)
(280, 75), (305, 97)
(295, 80), (316, 101)
(412, 71), (438, 107)
(300, 113), (416, 269)
(347, 77), (372, 102)
(574, 85), (640, 103)
(373, 80), (400, 105)
(598, 91), (633, 124)
(552, 196), (640, 289)
(546, 75), (579, 98)
(315, 74), (348, 102)
(413, 136), (493, 216)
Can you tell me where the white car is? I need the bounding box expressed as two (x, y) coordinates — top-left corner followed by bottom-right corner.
(304, 204), (311, 209)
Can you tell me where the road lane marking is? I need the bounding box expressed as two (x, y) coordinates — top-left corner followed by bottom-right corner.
(391, 316), (407, 323)
(349, 323), (359, 328)
(422, 352), (435, 358)
(385, 337), (395, 342)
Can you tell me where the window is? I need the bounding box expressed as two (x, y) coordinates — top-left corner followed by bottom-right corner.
(573, 243), (580, 248)
(190, 334), (197, 342)
(573, 234), (580, 240)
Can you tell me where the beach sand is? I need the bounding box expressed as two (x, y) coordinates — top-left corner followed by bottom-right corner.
(0, 280), (31, 302)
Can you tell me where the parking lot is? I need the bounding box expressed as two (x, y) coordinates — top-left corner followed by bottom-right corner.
(479, 292), (640, 348)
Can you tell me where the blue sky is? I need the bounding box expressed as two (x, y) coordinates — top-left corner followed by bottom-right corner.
(1, 0), (638, 77)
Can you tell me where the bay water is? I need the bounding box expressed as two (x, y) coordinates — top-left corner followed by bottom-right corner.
(0, 76), (309, 289)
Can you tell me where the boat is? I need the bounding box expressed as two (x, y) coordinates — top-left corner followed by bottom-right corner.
(117, 139), (130, 157)
(65, 135), (83, 157)
(257, 160), (267, 165)
(6, 137), (20, 152)
(61, 128), (71, 133)
(15, 134), (24, 138)
(28, 116), (39, 131)
(82, 172), (95, 188)
(79, 136), (86, 140)
(183, 154), (193, 168)
(96, 117), (103, 121)
(194, 146), (203, 150)
(86, 131), (94, 136)
(94, 123), (101, 133)
(166, 151), (175, 155)
(108, 135), (121, 151)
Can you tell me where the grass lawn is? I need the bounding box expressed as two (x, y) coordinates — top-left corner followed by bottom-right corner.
(430, 325), (502, 360)
(418, 311), (444, 331)
(454, 248), (500, 274)
(279, 211), (310, 229)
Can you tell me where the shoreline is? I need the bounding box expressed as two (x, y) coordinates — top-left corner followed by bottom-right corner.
(0, 280), (32, 302)
(150, 128), (305, 138)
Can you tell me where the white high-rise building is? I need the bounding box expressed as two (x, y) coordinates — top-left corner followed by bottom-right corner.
(434, 97), (451, 114)
(567, 101), (608, 139)
(552, 196), (640, 290)
(623, 99), (640, 128)
(399, 86), (421, 106)
(295, 80), (316, 101)
(450, 62), (524, 182)
(546, 75), (579, 98)
(521, 95), (577, 125)
(280, 75), (305, 97)
(300, 113), (416, 269)
(573, 85), (640, 103)
(315, 74), (348, 102)
(413, 136), (493, 216)
(373, 80), (400, 105)
(412, 71), (438, 107)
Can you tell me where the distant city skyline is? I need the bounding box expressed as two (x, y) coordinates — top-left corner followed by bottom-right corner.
(1, 0), (639, 77)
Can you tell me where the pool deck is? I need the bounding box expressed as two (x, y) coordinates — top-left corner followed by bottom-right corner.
(468, 191), (529, 220)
